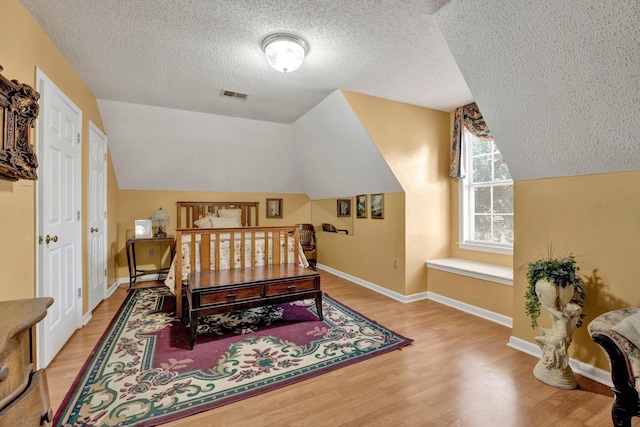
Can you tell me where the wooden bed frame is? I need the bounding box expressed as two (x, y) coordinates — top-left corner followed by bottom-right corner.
(173, 202), (322, 348)
(176, 201), (259, 228)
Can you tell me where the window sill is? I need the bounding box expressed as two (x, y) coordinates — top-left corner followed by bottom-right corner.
(459, 242), (513, 256)
(426, 258), (513, 286)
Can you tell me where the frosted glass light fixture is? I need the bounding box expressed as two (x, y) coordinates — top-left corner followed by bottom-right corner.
(261, 33), (308, 73)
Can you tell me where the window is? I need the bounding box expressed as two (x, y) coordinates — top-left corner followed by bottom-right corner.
(460, 128), (513, 254)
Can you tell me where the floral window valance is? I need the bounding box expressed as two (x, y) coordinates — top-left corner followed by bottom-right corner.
(449, 102), (492, 179)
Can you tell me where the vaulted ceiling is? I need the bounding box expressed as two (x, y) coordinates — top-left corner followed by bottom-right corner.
(20, 0), (640, 196)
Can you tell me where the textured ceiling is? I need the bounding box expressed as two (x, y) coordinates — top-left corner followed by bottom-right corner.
(20, 0), (470, 124)
(20, 0), (638, 192)
(435, 0), (640, 181)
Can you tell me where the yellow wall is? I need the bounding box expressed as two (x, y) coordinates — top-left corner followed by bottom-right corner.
(513, 171), (640, 370)
(116, 190), (311, 278)
(427, 270), (513, 317)
(312, 193), (406, 294)
(340, 91), (450, 296)
(0, 0), (118, 312)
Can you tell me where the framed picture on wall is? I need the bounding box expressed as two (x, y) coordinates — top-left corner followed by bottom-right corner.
(266, 198), (283, 218)
(371, 193), (384, 219)
(356, 194), (367, 218)
(337, 199), (351, 217)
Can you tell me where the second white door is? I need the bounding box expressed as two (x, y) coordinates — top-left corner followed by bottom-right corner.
(89, 122), (107, 312)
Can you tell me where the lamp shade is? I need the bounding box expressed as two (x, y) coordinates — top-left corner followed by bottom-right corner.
(151, 207), (170, 227)
(262, 33), (308, 73)
(151, 207), (170, 237)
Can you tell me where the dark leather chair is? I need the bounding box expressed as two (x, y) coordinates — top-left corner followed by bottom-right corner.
(322, 223), (348, 234)
(297, 224), (317, 270)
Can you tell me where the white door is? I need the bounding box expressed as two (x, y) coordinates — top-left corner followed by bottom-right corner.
(36, 70), (82, 368)
(89, 122), (107, 312)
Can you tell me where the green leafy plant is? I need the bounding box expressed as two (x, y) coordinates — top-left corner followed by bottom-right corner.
(525, 253), (586, 329)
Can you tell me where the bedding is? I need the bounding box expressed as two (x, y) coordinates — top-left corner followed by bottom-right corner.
(164, 231), (308, 294)
(209, 216), (242, 227)
(193, 214), (217, 228)
(216, 208), (242, 218)
(176, 201), (259, 228)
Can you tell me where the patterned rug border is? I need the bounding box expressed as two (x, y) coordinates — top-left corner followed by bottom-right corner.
(54, 287), (413, 426)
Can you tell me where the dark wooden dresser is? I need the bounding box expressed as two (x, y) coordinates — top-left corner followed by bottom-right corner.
(0, 297), (54, 426)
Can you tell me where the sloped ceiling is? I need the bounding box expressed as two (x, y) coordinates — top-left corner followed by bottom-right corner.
(293, 91), (403, 200)
(434, 0), (640, 181)
(101, 91), (402, 199)
(99, 100), (298, 193)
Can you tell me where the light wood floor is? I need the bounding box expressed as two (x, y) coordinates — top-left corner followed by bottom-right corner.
(46, 270), (624, 426)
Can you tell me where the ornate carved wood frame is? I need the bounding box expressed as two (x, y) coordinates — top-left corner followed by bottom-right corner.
(0, 65), (40, 181)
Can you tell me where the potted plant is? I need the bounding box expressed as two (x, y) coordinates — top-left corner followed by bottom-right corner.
(525, 253), (586, 328)
(524, 252), (587, 389)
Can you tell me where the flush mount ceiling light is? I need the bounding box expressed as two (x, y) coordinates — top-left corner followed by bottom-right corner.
(261, 33), (308, 73)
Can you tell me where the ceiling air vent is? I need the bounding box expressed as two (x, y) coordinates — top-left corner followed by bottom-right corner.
(221, 89), (248, 101)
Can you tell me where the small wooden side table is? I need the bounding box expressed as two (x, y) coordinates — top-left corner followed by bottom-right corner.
(126, 235), (176, 289)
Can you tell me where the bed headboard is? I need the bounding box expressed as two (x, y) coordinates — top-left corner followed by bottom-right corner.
(176, 201), (259, 228)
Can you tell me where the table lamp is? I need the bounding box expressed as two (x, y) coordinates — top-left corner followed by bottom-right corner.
(151, 207), (169, 237)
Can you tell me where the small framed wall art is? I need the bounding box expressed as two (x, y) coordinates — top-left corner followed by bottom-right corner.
(337, 199), (351, 217)
(356, 194), (367, 218)
(134, 220), (153, 238)
(266, 198), (283, 218)
(371, 193), (384, 219)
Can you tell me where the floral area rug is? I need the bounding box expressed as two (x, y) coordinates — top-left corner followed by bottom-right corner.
(54, 287), (412, 426)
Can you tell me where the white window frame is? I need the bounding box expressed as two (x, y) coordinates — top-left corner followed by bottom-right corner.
(458, 130), (513, 255)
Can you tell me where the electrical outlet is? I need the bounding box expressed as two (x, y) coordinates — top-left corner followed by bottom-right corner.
(148, 249), (154, 257)
(393, 258), (398, 269)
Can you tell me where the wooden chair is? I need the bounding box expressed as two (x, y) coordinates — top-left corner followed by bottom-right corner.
(297, 224), (317, 270)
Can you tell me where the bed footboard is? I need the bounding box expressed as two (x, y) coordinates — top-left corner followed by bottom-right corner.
(173, 226), (302, 318)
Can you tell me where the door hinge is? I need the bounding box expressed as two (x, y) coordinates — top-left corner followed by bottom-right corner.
(77, 133), (81, 144)
(77, 211), (80, 221)
(104, 268), (107, 277)
(78, 288), (82, 298)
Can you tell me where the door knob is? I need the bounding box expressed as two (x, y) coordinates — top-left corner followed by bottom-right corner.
(45, 235), (58, 243)
(91, 227), (99, 233)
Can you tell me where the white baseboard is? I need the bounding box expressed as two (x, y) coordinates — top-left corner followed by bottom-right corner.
(316, 264), (426, 303)
(426, 291), (513, 328)
(317, 264), (612, 387)
(507, 336), (612, 387)
(317, 264), (510, 327)
(82, 311), (92, 326)
(109, 274), (163, 297)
